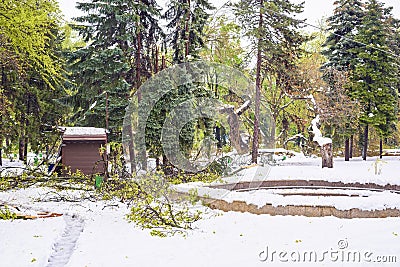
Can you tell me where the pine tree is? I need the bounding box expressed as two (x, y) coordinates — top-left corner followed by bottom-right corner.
(164, 0), (214, 63)
(233, 0), (306, 163)
(322, 0), (365, 161)
(388, 17), (400, 100)
(70, 0), (162, 141)
(350, 0), (399, 160)
(322, 0), (365, 71)
(144, 0), (214, 173)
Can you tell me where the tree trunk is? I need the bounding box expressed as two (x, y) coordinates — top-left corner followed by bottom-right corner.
(104, 91), (109, 179)
(19, 137), (25, 162)
(162, 154), (172, 175)
(251, 0), (263, 164)
(156, 157), (160, 170)
(349, 135), (353, 158)
(161, 48), (166, 70)
(225, 107), (248, 154)
(136, 16), (147, 171)
(105, 91), (109, 130)
(322, 143), (333, 168)
(344, 137), (349, 161)
(216, 126), (222, 148)
(362, 125), (368, 161)
(379, 138), (383, 159)
(155, 45), (159, 74)
(0, 137), (2, 167)
(185, 0), (191, 58)
(126, 123), (136, 175)
(24, 137), (28, 164)
(0, 68), (4, 166)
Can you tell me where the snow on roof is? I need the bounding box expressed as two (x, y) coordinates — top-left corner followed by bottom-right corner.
(61, 127), (107, 141)
(62, 127), (107, 136)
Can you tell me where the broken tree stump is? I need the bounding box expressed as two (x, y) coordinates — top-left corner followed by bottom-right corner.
(321, 143), (333, 168)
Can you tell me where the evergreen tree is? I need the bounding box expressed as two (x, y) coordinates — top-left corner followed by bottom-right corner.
(322, 0), (365, 161)
(70, 0), (162, 141)
(164, 0), (214, 63)
(322, 0), (365, 71)
(142, 0), (214, 173)
(388, 17), (400, 97)
(233, 0), (306, 163)
(350, 0), (399, 160)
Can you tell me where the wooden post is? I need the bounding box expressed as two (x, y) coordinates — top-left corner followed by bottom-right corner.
(321, 143), (333, 168)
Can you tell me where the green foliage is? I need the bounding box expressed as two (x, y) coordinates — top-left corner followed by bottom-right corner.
(0, 0), (68, 162)
(322, 0), (399, 156)
(200, 15), (245, 68)
(69, 0), (163, 141)
(100, 174), (202, 237)
(167, 170), (221, 184)
(107, 142), (130, 179)
(319, 0), (365, 142)
(350, 0), (399, 138)
(316, 69), (360, 145)
(233, 0), (306, 81)
(140, 64), (219, 174)
(61, 24), (85, 52)
(233, 0), (307, 152)
(0, 0), (64, 88)
(164, 0), (215, 63)
(0, 205), (17, 220)
(322, 0), (364, 72)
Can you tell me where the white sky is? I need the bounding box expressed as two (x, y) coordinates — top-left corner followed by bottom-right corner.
(58, 0), (400, 26)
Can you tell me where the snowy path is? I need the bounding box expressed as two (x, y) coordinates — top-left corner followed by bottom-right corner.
(46, 215), (85, 267)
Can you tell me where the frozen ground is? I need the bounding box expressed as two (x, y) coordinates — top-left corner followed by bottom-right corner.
(1, 155), (400, 266)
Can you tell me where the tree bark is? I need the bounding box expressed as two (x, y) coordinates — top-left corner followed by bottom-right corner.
(156, 157), (160, 170)
(251, 0), (263, 164)
(19, 137), (25, 162)
(224, 106), (248, 154)
(105, 91), (109, 130)
(379, 138), (383, 159)
(162, 53), (166, 70)
(0, 68), (4, 166)
(344, 137), (349, 161)
(126, 123), (136, 175)
(215, 126), (222, 148)
(24, 137), (28, 165)
(162, 154), (172, 175)
(362, 125), (368, 161)
(136, 13), (147, 171)
(185, 0), (191, 58)
(349, 134), (353, 158)
(322, 143), (333, 168)
(155, 45), (159, 74)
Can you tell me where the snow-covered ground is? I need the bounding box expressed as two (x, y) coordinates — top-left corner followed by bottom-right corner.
(1, 155), (400, 266)
(176, 156), (400, 212)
